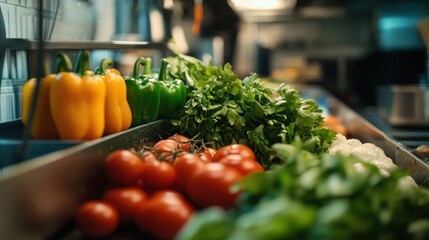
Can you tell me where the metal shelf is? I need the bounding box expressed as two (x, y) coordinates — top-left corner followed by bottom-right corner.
(0, 39), (168, 51)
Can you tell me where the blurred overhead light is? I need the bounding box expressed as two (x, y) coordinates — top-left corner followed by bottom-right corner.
(228, 0), (296, 21)
(229, 0), (296, 11)
(164, 0), (174, 9)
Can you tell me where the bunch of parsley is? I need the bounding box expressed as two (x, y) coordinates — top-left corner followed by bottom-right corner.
(168, 54), (336, 169)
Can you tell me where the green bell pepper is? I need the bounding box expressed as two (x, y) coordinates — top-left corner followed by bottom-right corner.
(157, 58), (187, 119)
(125, 57), (161, 127)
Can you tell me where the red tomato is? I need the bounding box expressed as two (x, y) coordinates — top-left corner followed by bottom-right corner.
(154, 139), (179, 161)
(105, 150), (145, 186)
(212, 144), (256, 162)
(150, 190), (189, 202)
(102, 187), (148, 223)
(141, 160), (177, 191)
(219, 154), (264, 176)
(168, 134), (192, 152)
(173, 153), (205, 192)
(140, 150), (158, 163)
(187, 163), (243, 209)
(75, 200), (119, 238)
(200, 147), (217, 158)
(197, 152), (212, 163)
(134, 190), (194, 240)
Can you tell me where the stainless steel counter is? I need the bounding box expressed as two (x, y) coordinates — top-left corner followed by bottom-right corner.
(0, 84), (428, 239)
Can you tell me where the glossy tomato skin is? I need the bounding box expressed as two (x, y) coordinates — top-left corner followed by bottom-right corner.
(197, 152), (212, 163)
(134, 190), (194, 240)
(187, 163), (243, 209)
(219, 154), (264, 176)
(75, 200), (119, 238)
(154, 139), (179, 161)
(200, 147), (217, 158)
(150, 190), (189, 202)
(168, 134), (192, 152)
(105, 150), (145, 186)
(173, 153), (205, 193)
(141, 160), (177, 191)
(102, 187), (148, 223)
(212, 144), (256, 162)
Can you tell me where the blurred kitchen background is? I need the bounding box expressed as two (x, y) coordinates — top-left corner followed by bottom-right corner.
(0, 0), (429, 124)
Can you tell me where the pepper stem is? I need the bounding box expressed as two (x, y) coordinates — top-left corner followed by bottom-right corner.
(94, 58), (113, 75)
(158, 58), (168, 81)
(100, 58), (113, 72)
(144, 57), (152, 75)
(132, 57), (148, 79)
(54, 53), (73, 73)
(73, 50), (90, 75)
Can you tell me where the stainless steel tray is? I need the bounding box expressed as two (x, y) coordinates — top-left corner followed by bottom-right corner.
(0, 85), (429, 239)
(0, 120), (172, 239)
(296, 84), (429, 185)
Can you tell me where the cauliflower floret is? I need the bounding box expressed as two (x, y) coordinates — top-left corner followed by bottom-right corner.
(329, 144), (353, 156)
(372, 157), (397, 173)
(328, 134), (352, 155)
(353, 162), (365, 174)
(362, 143), (386, 159)
(328, 135), (416, 187)
(346, 138), (362, 147)
(334, 133), (347, 143)
(397, 176), (418, 189)
(350, 146), (378, 163)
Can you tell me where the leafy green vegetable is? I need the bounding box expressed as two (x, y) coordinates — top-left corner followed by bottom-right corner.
(176, 144), (429, 240)
(176, 207), (233, 240)
(167, 54), (336, 169)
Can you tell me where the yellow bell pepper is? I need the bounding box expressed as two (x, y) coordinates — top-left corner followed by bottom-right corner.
(21, 53), (72, 139)
(94, 58), (132, 135)
(50, 50), (106, 140)
(22, 75), (59, 139)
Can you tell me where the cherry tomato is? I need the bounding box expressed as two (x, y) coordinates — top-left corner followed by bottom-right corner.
(219, 154), (264, 176)
(105, 150), (145, 186)
(141, 160), (177, 191)
(173, 153), (205, 192)
(197, 152), (212, 163)
(75, 200), (119, 238)
(140, 150), (158, 163)
(150, 190), (189, 202)
(134, 190), (194, 240)
(168, 134), (192, 152)
(154, 139), (179, 161)
(200, 147), (217, 158)
(212, 144), (256, 162)
(187, 163), (242, 209)
(102, 187), (148, 223)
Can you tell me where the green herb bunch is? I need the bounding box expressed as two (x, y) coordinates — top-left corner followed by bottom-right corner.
(168, 54), (336, 169)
